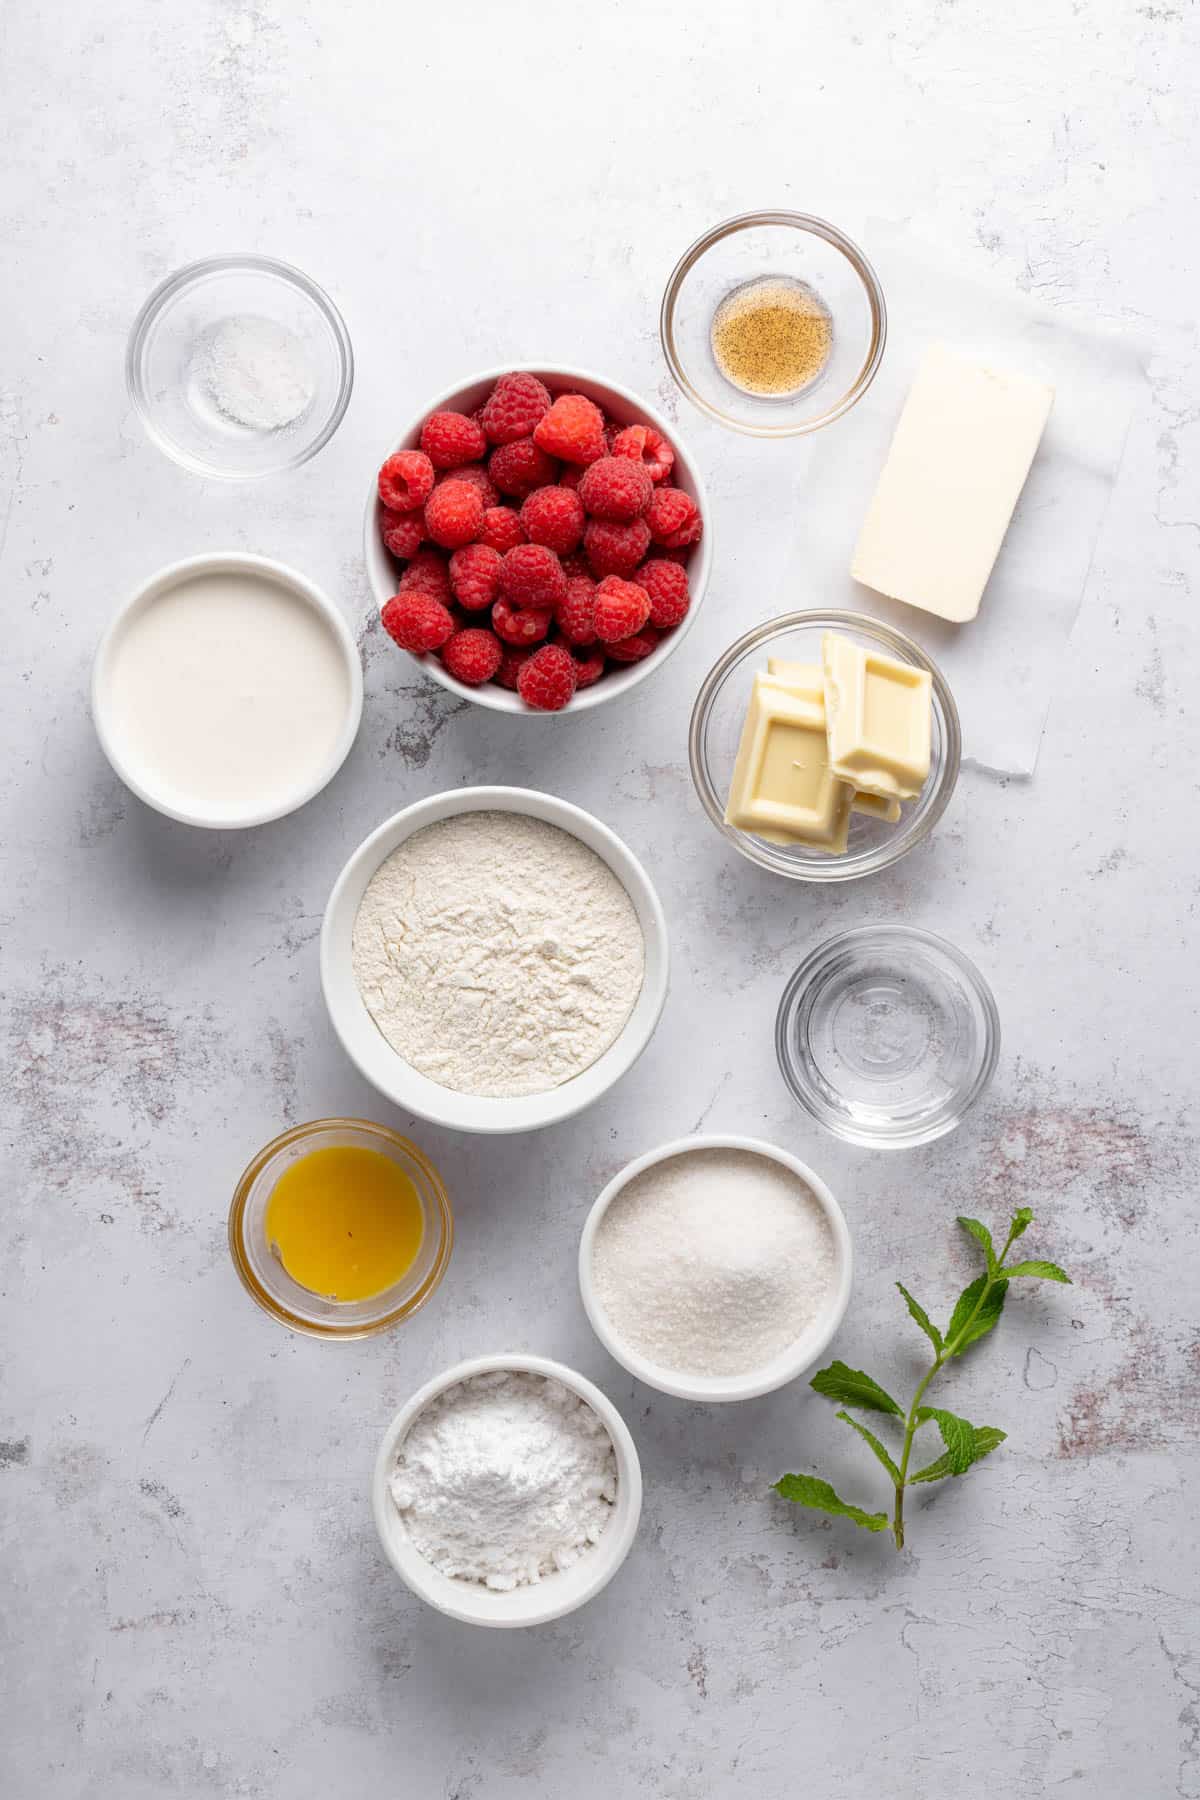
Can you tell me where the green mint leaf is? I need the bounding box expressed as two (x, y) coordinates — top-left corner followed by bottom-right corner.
(773, 1472), (890, 1532)
(810, 1360), (904, 1416)
(945, 1274), (1008, 1355)
(1004, 1259), (1072, 1283)
(835, 1410), (901, 1485)
(916, 1405), (976, 1473)
(1008, 1207), (1034, 1242)
(956, 1216), (997, 1275)
(896, 1282), (944, 1354)
(909, 1424), (1007, 1484)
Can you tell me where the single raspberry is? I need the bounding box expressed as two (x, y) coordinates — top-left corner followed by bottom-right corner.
(612, 423), (675, 484)
(570, 644), (607, 688)
(520, 485), (585, 555)
(438, 462), (498, 509)
(517, 643), (578, 711)
(533, 393), (607, 465)
(424, 480), (484, 549)
(489, 437), (559, 499)
(554, 574), (598, 645)
(492, 598), (553, 646)
(398, 549), (452, 603)
(584, 516), (651, 578)
(494, 645), (534, 690)
(420, 410), (488, 470)
(380, 507), (424, 560)
(381, 591), (455, 654)
(558, 465), (584, 491)
(578, 455), (653, 522)
(593, 575), (651, 643)
(479, 372), (553, 445)
(607, 625), (661, 663)
(479, 505), (527, 553)
(441, 627), (503, 686)
(449, 543), (503, 612)
(378, 449), (435, 513)
(638, 558), (691, 629)
(498, 542), (567, 610)
(645, 486), (702, 548)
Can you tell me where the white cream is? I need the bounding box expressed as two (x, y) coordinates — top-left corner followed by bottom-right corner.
(103, 568), (353, 822)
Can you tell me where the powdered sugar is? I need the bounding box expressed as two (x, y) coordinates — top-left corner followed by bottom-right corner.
(390, 1371), (618, 1590)
(351, 810), (644, 1097)
(590, 1148), (836, 1378)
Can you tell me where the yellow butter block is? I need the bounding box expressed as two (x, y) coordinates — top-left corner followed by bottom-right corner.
(821, 631), (931, 802)
(724, 673), (853, 852)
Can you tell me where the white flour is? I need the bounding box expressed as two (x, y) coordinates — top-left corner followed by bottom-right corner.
(591, 1148), (837, 1377)
(203, 314), (315, 431)
(391, 1371), (618, 1590)
(352, 811), (645, 1097)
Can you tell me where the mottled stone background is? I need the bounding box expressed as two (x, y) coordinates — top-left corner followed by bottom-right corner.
(2, 3), (1197, 1795)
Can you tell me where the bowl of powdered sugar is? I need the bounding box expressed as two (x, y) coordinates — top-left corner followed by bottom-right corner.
(372, 1353), (642, 1627)
(579, 1136), (853, 1402)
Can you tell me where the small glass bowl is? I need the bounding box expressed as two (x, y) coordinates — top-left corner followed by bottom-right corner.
(689, 611), (960, 883)
(127, 255), (353, 479)
(660, 211), (885, 435)
(228, 1118), (453, 1338)
(776, 927), (1000, 1148)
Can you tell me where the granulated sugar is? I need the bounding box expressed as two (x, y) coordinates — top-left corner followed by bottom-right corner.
(590, 1148), (836, 1378)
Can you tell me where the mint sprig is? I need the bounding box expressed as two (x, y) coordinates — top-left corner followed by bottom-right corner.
(774, 1211), (1071, 1550)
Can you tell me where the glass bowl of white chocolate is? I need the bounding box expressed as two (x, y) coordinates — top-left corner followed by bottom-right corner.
(688, 611), (960, 882)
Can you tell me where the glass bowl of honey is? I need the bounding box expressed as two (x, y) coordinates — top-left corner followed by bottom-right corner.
(660, 211), (886, 436)
(228, 1119), (453, 1338)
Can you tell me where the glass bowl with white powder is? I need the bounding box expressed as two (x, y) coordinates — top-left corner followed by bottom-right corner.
(579, 1136), (853, 1402)
(127, 255), (353, 479)
(371, 1353), (643, 1628)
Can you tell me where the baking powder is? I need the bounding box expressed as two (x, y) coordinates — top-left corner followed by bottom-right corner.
(351, 811), (645, 1098)
(391, 1371), (618, 1590)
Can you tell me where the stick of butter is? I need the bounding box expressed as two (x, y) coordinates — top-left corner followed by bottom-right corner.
(851, 344), (1054, 623)
(724, 672), (854, 853)
(822, 631), (931, 802)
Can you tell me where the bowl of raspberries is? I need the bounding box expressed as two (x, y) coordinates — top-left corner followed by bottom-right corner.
(365, 367), (709, 713)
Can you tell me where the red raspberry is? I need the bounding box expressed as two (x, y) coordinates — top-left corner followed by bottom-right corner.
(578, 455), (653, 522)
(424, 480), (484, 549)
(558, 465), (584, 491)
(520, 485), (585, 555)
(438, 462), (498, 509)
(554, 574), (598, 645)
(645, 486), (702, 548)
(570, 645), (606, 688)
(494, 645), (534, 690)
(479, 506), (527, 553)
(612, 424), (675, 484)
(517, 643), (578, 711)
(398, 549), (452, 604)
(593, 575), (651, 643)
(381, 591), (455, 654)
(380, 507), (424, 560)
(498, 542), (567, 610)
(441, 627), (503, 686)
(378, 449), (435, 513)
(420, 410), (488, 470)
(449, 543), (503, 612)
(533, 393), (607, 465)
(492, 598), (553, 647)
(560, 551), (590, 578)
(489, 438), (559, 499)
(584, 517), (651, 578)
(638, 558), (691, 629)
(607, 625), (661, 663)
(479, 372), (552, 445)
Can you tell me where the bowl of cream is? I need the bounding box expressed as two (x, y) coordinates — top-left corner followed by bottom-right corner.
(92, 552), (362, 828)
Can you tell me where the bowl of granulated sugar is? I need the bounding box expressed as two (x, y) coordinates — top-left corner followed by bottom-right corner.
(579, 1135), (852, 1402)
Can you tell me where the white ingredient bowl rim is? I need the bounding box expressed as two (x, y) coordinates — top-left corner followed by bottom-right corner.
(371, 1351), (643, 1628)
(578, 1133), (853, 1402)
(362, 362), (711, 715)
(91, 551), (363, 829)
(320, 786), (669, 1133)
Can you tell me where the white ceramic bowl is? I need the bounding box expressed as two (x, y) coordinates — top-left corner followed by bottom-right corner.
(372, 1352), (643, 1628)
(92, 552), (363, 829)
(321, 786), (669, 1133)
(578, 1134), (853, 1402)
(363, 364), (712, 714)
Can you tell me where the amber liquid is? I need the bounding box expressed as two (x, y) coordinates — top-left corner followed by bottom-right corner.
(265, 1145), (424, 1301)
(711, 277), (833, 397)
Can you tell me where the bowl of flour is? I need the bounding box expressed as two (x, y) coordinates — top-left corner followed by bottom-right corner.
(579, 1136), (853, 1402)
(371, 1352), (642, 1627)
(321, 787), (669, 1132)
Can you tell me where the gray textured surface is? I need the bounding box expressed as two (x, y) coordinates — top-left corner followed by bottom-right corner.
(3, 3), (1197, 1795)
